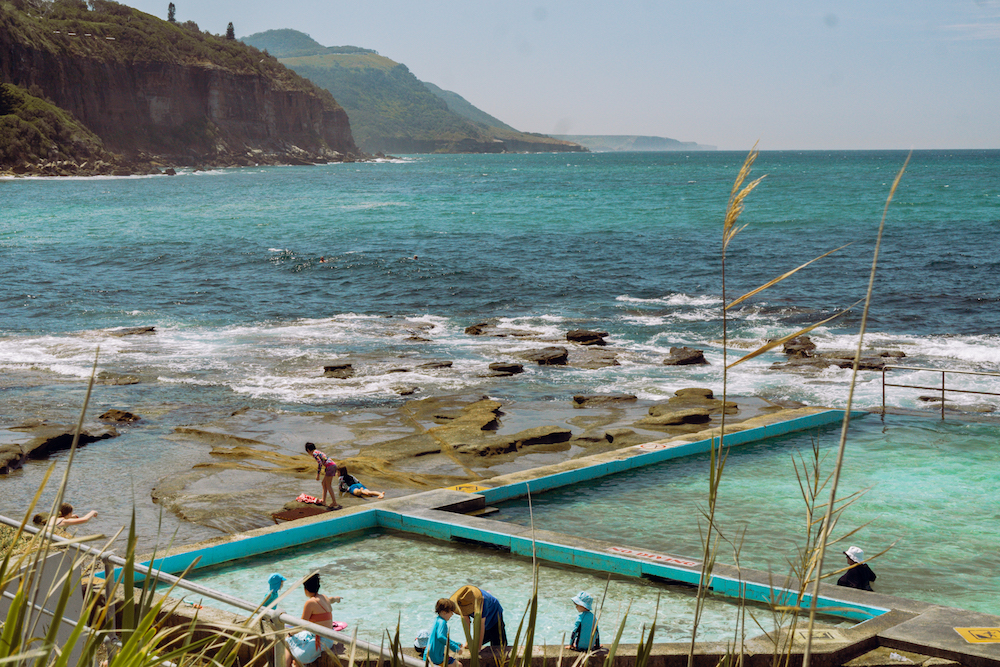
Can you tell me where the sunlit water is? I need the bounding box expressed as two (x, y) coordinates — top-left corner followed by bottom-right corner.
(2, 151), (999, 552)
(189, 530), (847, 645)
(494, 414), (1000, 615)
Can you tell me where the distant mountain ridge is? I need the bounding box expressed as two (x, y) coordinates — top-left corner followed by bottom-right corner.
(242, 29), (585, 155)
(552, 135), (715, 152)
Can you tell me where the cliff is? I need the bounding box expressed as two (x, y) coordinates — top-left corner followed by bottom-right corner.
(0, 0), (361, 174)
(243, 29), (586, 155)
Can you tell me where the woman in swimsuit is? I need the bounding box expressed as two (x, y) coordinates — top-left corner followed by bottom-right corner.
(304, 442), (341, 508)
(285, 573), (342, 667)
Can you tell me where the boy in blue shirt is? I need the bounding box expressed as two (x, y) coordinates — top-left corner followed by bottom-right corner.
(566, 591), (601, 651)
(426, 598), (465, 667)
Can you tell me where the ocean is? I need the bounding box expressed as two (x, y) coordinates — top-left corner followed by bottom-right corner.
(2, 149), (999, 549)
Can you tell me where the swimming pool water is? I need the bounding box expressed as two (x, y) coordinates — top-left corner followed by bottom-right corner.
(494, 414), (1000, 615)
(188, 530), (834, 646)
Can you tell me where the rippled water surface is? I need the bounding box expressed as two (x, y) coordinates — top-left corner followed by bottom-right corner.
(494, 414), (1000, 615)
(2, 150), (999, 560)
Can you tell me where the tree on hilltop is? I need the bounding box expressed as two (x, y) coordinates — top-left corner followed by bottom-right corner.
(167, 2), (175, 22)
(226, 22), (235, 39)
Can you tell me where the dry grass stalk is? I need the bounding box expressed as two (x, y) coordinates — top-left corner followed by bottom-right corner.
(798, 152), (910, 667)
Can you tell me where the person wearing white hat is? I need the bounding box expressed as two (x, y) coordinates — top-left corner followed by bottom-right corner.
(837, 545), (877, 591)
(565, 591), (601, 651)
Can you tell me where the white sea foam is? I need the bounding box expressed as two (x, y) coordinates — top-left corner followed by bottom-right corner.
(616, 293), (722, 307)
(339, 202), (407, 211)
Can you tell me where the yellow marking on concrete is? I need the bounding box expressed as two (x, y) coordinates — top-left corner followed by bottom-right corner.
(793, 629), (845, 642)
(954, 627), (1000, 643)
(446, 484), (491, 494)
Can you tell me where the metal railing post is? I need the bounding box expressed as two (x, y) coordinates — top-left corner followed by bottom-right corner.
(878, 365), (1000, 420)
(941, 371), (946, 420)
(882, 367), (886, 415)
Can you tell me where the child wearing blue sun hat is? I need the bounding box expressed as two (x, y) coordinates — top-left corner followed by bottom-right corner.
(566, 591), (601, 651)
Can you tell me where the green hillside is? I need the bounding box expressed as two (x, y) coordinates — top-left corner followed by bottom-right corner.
(422, 81), (515, 132)
(242, 29), (584, 154)
(0, 82), (119, 174)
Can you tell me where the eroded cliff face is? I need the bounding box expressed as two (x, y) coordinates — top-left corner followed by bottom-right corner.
(0, 8), (360, 169)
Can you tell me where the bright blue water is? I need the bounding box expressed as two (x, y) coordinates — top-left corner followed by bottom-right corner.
(2, 150), (999, 549)
(189, 530), (841, 646)
(493, 414), (1000, 616)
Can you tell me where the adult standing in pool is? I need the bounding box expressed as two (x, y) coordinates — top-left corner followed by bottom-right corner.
(449, 585), (506, 654)
(837, 545), (876, 591)
(285, 573), (342, 667)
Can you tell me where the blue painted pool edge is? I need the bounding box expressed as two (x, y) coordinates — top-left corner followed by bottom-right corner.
(480, 409), (864, 504)
(119, 409), (886, 622)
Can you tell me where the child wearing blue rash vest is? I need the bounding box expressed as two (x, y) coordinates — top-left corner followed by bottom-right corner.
(566, 591), (601, 651)
(426, 598), (465, 667)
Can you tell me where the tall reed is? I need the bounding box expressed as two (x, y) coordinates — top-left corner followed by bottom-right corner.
(686, 146), (909, 667)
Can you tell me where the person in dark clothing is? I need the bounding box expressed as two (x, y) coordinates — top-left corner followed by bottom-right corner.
(450, 586), (507, 654)
(837, 545), (876, 591)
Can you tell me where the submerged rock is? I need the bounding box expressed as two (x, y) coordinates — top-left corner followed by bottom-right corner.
(96, 371), (141, 385)
(519, 346), (569, 365)
(488, 362), (524, 376)
(568, 347), (619, 369)
(662, 346), (708, 366)
(323, 363), (354, 379)
(638, 407), (712, 426)
(566, 329), (608, 346)
(1, 423), (119, 471)
(106, 326), (156, 337)
(465, 322), (537, 338)
(782, 335), (817, 357)
(453, 426), (573, 457)
(99, 409), (141, 423)
(572, 393), (637, 406)
(417, 361), (453, 370)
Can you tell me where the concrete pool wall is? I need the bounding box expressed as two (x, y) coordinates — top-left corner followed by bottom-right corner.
(138, 407), (1000, 667)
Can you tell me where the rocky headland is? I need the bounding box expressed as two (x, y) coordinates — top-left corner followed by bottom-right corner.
(0, 0), (362, 177)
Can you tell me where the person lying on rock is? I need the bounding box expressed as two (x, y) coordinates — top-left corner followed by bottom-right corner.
(338, 465), (385, 499)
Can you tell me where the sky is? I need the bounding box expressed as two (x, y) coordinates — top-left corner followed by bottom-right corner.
(121, 0), (1000, 150)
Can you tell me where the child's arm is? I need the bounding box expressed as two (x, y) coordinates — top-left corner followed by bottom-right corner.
(59, 510), (97, 526)
(566, 617), (582, 650)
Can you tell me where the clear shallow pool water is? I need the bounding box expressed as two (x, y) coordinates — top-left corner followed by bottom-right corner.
(189, 530), (829, 646)
(494, 414), (1000, 615)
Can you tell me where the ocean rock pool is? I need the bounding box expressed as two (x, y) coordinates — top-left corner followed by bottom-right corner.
(492, 413), (1000, 616)
(188, 529), (841, 646)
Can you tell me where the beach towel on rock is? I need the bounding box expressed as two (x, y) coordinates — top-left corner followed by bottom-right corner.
(295, 493), (324, 505)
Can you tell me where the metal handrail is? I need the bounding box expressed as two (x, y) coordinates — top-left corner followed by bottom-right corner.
(881, 365), (1000, 419)
(0, 514), (424, 667)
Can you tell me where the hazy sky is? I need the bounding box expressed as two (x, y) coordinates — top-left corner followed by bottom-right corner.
(123, 0), (999, 150)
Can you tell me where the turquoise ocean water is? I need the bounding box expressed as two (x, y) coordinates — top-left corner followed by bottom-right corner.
(2, 150), (999, 602)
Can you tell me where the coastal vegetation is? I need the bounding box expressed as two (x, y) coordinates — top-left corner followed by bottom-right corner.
(242, 28), (586, 154)
(0, 0), (359, 174)
(0, 82), (120, 174)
